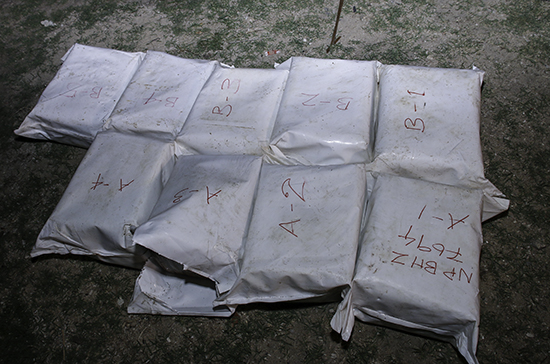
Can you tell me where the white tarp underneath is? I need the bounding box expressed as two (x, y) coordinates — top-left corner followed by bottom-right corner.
(128, 258), (233, 317)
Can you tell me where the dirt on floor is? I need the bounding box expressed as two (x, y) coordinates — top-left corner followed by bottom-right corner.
(0, 0), (549, 363)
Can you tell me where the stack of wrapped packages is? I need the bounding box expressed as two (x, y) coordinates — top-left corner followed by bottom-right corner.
(16, 44), (509, 364)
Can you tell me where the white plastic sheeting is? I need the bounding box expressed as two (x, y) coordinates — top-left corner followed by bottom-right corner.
(104, 51), (217, 141)
(372, 64), (486, 188)
(128, 259), (234, 317)
(15, 44), (144, 147)
(31, 130), (175, 268)
(370, 64), (508, 224)
(18, 45), (511, 364)
(330, 173), (483, 364)
(266, 57), (379, 165)
(133, 155), (263, 295)
(177, 65), (288, 155)
(217, 163), (367, 307)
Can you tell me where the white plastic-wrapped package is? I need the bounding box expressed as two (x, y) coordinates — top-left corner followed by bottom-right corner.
(133, 155), (263, 295)
(104, 51), (217, 141)
(372, 64), (486, 188)
(176, 64), (288, 155)
(15, 44), (144, 147)
(216, 163), (367, 308)
(128, 259), (233, 317)
(266, 57), (378, 165)
(31, 131), (175, 268)
(331, 173), (483, 364)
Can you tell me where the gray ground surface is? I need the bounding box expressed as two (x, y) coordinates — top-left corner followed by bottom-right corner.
(0, 0), (549, 363)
